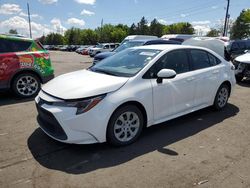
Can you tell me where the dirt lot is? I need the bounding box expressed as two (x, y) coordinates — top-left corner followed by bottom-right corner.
(0, 51), (250, 188)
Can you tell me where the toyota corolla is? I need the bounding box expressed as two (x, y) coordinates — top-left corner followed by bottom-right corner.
(35, 45), (236, 146)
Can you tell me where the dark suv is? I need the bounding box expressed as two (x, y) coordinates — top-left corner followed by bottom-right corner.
(0, 34), (54, 98)
(225, 39), (250, 60)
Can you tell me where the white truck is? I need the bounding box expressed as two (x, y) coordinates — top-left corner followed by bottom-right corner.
(88, 43), (119, 57)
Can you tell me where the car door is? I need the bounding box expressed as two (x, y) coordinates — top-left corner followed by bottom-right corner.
(189, 49), (222, 107)
(147, 49), (196, 121)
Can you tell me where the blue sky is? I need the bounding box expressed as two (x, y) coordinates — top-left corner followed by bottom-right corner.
(0, 0), (249, 38)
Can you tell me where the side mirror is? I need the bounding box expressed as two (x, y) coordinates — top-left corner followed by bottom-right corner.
(157, 69), (177, 83)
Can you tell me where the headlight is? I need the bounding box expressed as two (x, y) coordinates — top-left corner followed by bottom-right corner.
(238, 63), (246, 70)
(53, 94), (106, 115)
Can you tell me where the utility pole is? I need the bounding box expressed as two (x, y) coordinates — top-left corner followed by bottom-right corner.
(223, 0), (230, 36)
(27, 3), (32, 38)
(100, 18), (103, 42)
(225, 14), (230, 36)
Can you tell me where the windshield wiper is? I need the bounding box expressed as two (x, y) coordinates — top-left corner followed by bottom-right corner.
(92, 68), (118, 76)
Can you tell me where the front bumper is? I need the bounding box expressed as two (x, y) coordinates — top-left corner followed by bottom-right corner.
(35, 91), (113, 144)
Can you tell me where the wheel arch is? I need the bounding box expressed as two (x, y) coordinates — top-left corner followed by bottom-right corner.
(10, 69), (43, 88)
(108, 100), (148, 129)
(220, 80), (232, 97)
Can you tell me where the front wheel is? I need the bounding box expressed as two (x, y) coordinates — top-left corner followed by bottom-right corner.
(107, 105), (144, 146)
(12, 73), (41, 98)
(213, 84), (230, 110)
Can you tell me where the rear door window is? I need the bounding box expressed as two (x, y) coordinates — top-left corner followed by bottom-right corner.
(0, 38), (32, 53)
(190, 49), (211, 70)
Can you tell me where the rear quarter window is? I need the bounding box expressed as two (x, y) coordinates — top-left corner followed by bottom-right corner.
(190, 50), (221, 70)
(0, 38), (32, 53)
(208, 53), (221, 66)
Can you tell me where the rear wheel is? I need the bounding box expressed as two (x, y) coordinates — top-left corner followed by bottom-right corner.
(107, 105), (144, 146)
(12, 73), (41, 98)
(213, 84), (230, 110)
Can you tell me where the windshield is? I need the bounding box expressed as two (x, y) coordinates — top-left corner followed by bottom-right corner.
(113, 41), (145, 52)
(90, 48), (161, 77)
(96, 44), (104, 48)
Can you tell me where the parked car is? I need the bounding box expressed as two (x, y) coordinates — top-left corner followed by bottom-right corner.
(93, 39), (181, 64)
(88, 43), (119, 57)
(67, 45), (79, 52)
(59, 45), (68, 51)
(121, 35), (158, 43)
(76, 46), (89, 54)
(75, 46), (88, 54)
(183, 37), (226, 59)
(80, 46), (94, 55)
(225, 39), (250, 60)
(35, 44), (235, 146)
(0, 34), (54, 97)
(161, 34), (196, 42)
(234, 50), (250, 82)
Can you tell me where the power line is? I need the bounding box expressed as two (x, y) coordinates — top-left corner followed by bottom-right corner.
(104, 0), (225, 25)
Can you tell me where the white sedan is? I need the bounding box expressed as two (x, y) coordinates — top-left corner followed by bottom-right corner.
(35, 45), (236, 146)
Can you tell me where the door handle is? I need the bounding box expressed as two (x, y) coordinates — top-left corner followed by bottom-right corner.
(187, 77), (195, 81)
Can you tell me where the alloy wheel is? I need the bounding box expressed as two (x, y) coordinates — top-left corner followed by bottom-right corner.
(16, 75), (39, 96)
(114, 111), (140, 142)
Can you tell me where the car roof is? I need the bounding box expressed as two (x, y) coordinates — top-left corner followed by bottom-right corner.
(125, 39), (180, 43)
(0, 34), (33, 42)
(132, 44), (205, 51)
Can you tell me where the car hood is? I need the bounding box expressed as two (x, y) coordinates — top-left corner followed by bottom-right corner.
(95, 52), (115, 59)
(90, 48), (102, 51)
(235, 53), (250, 64)
(42, 70), (129, 100)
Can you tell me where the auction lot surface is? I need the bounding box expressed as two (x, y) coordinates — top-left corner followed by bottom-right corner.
(1, 51), (250, 188)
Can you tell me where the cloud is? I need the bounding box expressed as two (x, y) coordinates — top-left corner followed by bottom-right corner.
(80, 9), (95, 16)
(0, 16), (52, 38)
(0, 4), (22, 15)
(180, 14), (189, 18)
(158, 19), (167, 25)
(38, 0), (58, 4)
(191, 20), (212, 35)
(50, 18), (66, 33)
(74, 0), (96, 5)
(19, 12), (43, 19)
(67, 18), (85, 26)
(192, 20), (211, 25)
(193, 25), (211, 35)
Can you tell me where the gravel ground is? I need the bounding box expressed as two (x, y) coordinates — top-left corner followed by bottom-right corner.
(0, 51), (250, 188)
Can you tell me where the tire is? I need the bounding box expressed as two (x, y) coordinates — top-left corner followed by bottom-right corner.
(213, 84), (230, 110)
(12, 73), (41, 98)
(107, 105), (144, 146)
(235, 75), (243, 82)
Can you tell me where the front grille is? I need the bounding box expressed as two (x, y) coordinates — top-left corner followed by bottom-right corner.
(36, 102), (67, 140)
